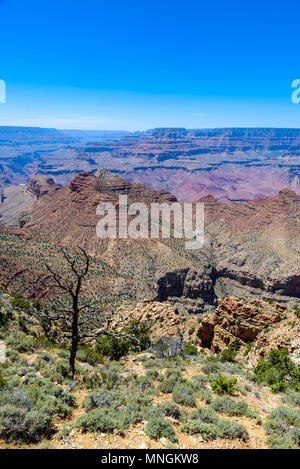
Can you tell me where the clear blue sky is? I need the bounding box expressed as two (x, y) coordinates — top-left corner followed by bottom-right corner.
(0, 0), (299, 130)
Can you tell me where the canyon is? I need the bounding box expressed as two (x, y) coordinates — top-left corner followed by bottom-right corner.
(1, 127), (300, 205)
(0, 170), (299, 317)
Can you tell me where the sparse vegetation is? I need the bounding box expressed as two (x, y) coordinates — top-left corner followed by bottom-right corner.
(264, 406), (300, 449)
(0, 286), (297, 449)
(211, 374), (237, 395)
(254, 349), (300, 392)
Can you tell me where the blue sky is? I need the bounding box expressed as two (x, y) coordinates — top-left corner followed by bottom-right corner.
(0, 0), (299, 130)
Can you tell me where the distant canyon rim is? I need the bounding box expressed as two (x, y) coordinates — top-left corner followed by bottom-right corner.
(1, 127), (300, 208)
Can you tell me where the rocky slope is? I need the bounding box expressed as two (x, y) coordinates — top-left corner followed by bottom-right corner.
(0, 174), (59, 226)
(0, 170), (300, 312)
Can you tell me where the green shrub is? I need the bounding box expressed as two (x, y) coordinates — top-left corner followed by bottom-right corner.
(83, 390), (125, 411)
(211, 397), (249, 417)
(77, 345), (104, 366)
(220, 348), (237, 363)
(281, 390), (300, 408)
(172, 383), (196, 407)
(181, 421), (217, 440)
(202, 360), (220, 375)
(211, 375), (237, 395)
(76, 406), (141, 434)
(216, 419), (249, 441)
(189, 407), (219, 425)
(254, 349), (300, 392)
(155, 401), (185, 421)
(158, 371), (183, 394)
(184, 343), (198, 356)
(0, 405), (53, 443)
(95, 334), (131, 360)
(146, 417), (177, 442)
(264, 406), (300, 449)
(11, 294), (31, 313)
(293, 305), (300, 319)
(123, 320), (151, 351)
(0, 373), (7, 389)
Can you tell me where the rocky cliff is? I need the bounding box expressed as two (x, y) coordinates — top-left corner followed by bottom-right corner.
(197, 296), (300, 366)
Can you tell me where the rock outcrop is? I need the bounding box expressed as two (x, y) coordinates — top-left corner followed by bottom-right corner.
(108, 300), (200, 342)
(198, 296), (300, 365)
(0, 174), (59, 227)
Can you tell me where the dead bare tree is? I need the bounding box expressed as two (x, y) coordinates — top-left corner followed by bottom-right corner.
(36, 246), (94, 378)
(37, 246), (138, 379)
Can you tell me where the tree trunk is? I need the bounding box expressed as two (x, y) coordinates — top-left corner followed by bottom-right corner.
(69, 297), (79, 379)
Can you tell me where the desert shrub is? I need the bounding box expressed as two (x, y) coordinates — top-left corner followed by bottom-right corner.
(97, 364), (134, 390)
(123, 320), (151, 351)
(216, 419), (249, 441)
(57, 424), (73, 439)
(82, 371), (100, 390)
(57, 349), (69, 359)
(11, 294), (31, 313)
(6, 349), (20, 362)
(41, 359), (71, 384)
(281, 390), (300, 408)
(76, 406), (140, 434)
(220, 348), (237, 363)
(211, 375), (237, 395)
(0, 386), (68, 442)
(190, 374), (207, 388)
(98, 365), (122, 389)
(19, 376), (75, 417)
(6, 333), (36, 353)
(158, 371), (183, 393)
(95, 334), (131, 361)
(0, 405), (53, 442)
(184, 343), (198, 356)
(202, 360), (220, 375)
(254, 349), (300, 392)
(0, 373), (7, 389)
(189, 407), (219, 425)
(145, 417), (177, 442)
(264, 406), (300, 449)
(152, 335), (185, 359)
(172, 383), (196, 407)
(134, 374), (154, 391)
(83, 390), (125, 411)
(154, 401), (185, 421)
(210, 396), (256, 418)
(0, 309), (10, 327)
(181, 421), (217, 440)
(145, 368), (161, 381)
(236, 383), (248, 396)
(195, 387), (213, 404)
(76, 345), (104, 366)
(293, 305), (300, 319)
